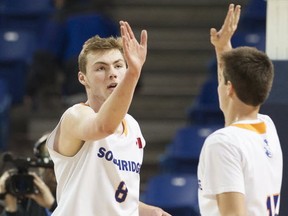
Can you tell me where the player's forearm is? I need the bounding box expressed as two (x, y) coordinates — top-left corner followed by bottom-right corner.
(215, 42), (232, 59)
(96, 71), (140, 133)
(215, 43), (232, 74)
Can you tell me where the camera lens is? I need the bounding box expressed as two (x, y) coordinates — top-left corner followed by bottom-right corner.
(6, 174), (35, 197)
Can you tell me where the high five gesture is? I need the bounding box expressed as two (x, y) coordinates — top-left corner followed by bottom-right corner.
(120, 21), (148, 76)
(210, 4), (241, 53)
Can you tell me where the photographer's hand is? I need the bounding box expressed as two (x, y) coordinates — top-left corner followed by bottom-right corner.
(26, 172), (55, 209)
(0, 171), (9, 194)
(0, 171), (18, 213)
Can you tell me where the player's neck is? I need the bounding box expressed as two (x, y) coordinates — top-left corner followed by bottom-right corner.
(225, 104), (260, 126)
(85, 99), (102, 112)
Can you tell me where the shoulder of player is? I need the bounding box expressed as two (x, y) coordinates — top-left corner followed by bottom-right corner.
(66, 103), (94, 115)
(125, 113), (137, 122)
(203, 128), (244, 155)
(61, 103), (95, 122)
(205, 126), (240, 144)
(125, 113), (141, 128)
(258, 113), (274, 125)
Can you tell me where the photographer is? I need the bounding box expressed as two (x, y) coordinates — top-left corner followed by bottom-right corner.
(0, 170), (56, 216)
(0, 134), (57, 216)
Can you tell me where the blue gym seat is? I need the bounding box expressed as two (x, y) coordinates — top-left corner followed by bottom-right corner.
(232, 30), (266, 52)
(0, 0), (54, 34)
(187, 74), (224, 125)
(239, 0), (267, 31)
(0, 78), (11, 150)
(160, 124), (221, 173)
(143, 173), (200, 216)
(42, 12), (119, 95)
(0, 0), (53, 15)
(0, 29), (36, 63)
(232, 0), (266, 52)
(0, 29), (37, 104)
(63, 13), (119, 61)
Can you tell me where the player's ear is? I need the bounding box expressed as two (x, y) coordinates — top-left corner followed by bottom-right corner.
(226, 80), (234, 96)
(78, 71), (86, 85)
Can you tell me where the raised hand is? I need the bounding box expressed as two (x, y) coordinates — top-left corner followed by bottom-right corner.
(120, 21), (148, 76)
(210, 4), (241, 51)
(0, 171), (18, 211)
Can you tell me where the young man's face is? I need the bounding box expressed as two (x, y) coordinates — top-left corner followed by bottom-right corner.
(81, 49), (126, 101)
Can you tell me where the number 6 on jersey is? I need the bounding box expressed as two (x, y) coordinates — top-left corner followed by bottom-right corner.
(115, 181), (128, 203)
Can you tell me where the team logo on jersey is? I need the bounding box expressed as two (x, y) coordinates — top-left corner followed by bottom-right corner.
(136, 137), (143, 149)
(198, 179), (203, 191)
(263, 139), (272, 158)
(97, 147), (142, 173)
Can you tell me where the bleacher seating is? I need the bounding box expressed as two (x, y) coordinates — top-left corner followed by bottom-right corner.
(0, 79), (11, 150)
(239, 0), (266, 31)
(143, 173), (200, 216)
(187, 73), (224, 125)
(160, 124), (221, 174)
(0, 0), (54, 105)
(0, 29), (37, 104)
(0, 0), (54, 35)
(63, 13), (119, 61)
(58, 13), (119, 95)
(232, 29), (266, 52)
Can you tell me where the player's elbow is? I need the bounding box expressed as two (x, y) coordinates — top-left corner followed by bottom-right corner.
(98, 123), (117, 136)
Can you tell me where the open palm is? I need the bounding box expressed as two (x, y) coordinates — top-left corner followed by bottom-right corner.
(120, 21), (148, 75)
(210, 4), (241, 50)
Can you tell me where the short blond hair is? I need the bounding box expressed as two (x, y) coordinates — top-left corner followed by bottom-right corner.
(78, 35), (123, 74)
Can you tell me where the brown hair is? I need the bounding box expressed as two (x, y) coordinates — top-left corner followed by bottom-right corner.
(221, 46), (274, 106)
(78, 35), (123, 74)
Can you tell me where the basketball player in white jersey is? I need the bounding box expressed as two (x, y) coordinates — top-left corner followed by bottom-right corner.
(46, 21), (171, 216)
(198, 4), (283, 216)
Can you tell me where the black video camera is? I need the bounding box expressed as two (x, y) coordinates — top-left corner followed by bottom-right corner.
(1, 133), (54, 199)
(2, 153), (54, 199)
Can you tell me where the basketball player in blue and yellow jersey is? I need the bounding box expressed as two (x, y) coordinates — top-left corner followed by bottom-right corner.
(198, 4), (282, 216)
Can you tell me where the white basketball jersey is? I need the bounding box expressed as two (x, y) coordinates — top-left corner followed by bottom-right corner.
(47, 109), (145, 216)
(198, 114), (282, 215)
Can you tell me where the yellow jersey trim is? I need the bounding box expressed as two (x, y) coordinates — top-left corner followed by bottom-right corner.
(232, 122), (266, 134)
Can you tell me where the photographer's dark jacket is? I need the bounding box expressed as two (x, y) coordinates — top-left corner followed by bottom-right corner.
(1, 199), (56, 216)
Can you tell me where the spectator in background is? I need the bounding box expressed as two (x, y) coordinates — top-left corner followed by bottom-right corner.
(0, 133), (57, 216)
(0, 171), (56, 216)
(26, 0), (119, 109)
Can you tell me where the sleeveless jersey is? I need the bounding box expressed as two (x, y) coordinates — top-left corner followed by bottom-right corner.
(198, 114), (282, 215)
(46, 106), (145, 216)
